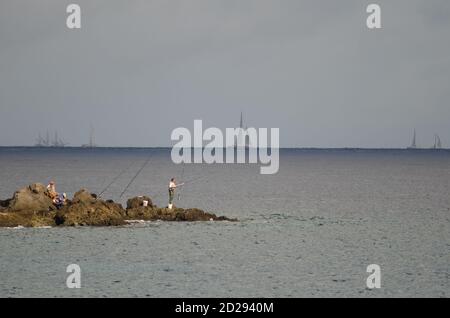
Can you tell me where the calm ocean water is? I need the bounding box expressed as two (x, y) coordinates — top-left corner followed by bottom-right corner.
(0, 148), (449, 297)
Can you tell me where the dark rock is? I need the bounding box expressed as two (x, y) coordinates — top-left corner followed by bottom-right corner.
(72, 189), (96, 204)
(125, 206), (158, 220)
(56, 190), (126, 226)
(0, 199), (10, 208)
(125, 206), (236, 222)
(173, 208), (236, 222)
(29, 183), (46, 194)
(126, 196), (153, 209)
(178, 208), (217, 221)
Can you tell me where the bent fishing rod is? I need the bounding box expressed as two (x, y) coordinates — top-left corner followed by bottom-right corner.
(177, 162), (185, 200)
(98, 161), (135, 198)
(119, 156), (152, 198)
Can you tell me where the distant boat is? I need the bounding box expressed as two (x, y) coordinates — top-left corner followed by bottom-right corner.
(407, 129), (417, 149)
(406, 130), (444, 150)
(234, 112), (250, 149)
(81, 124), (97, 148)
(52, 131), (67, 147)
(432, 134), (442, 150)
(34, 130), (67, 147)
(34, 132), (47, 147)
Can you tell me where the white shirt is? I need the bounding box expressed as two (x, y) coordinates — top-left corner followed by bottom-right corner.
(169, 181), (176, 190)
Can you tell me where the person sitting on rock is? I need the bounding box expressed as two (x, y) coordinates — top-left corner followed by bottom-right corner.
(46, 181), (58, 200)
(168, 178), (184, 210)
(54, 193), (67, 209)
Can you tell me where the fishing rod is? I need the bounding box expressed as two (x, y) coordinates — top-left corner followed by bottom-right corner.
(98, 161), (135, 198)
(151, 170), (214, 199)
(181, 172), (214, 186)
(177, 163), (185, 200)
(119, 156), (151, 198)
(149, 166), (223, 205)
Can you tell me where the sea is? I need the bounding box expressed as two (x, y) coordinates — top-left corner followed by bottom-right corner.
(0, 147), (449, 297)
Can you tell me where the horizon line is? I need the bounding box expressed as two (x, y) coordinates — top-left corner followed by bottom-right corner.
(0, 146), (449, 151)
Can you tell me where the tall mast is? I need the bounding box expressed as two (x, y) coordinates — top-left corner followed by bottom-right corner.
(54, 131), (59, 147)
(46, 130), (50, 146)
(411, 129), (417, 148)
(35, 132), (42, 146)
(90, 124), (94, 147)
(235, 112), (243, 148)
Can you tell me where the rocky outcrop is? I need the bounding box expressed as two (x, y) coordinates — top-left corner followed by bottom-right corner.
(174, 208), (232, 221)
(0, 185), (237, 227)
(54, 190), (126, 226)
(71, 189), (97, 204)
(127, 196), (153, 209)
(125, 196), (235, 222)
(0, 211), (56, 228)
(7, 183), (55, 212)
(125, 206), (230, 222)
(0, 184), (57, 227)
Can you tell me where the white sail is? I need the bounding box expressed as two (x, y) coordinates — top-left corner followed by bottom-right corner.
(82, 124), (97, 148)
(407, 129), (417, 149)
(435, 134), (442, 149)
(234, 112), (250, 148)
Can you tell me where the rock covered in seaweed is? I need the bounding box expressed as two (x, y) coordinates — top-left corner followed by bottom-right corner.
(174, 208), (233, 221)
(71, 189), (97, 204)
(0, 185), (126, 227)
(0, 185), (237, 227)
(125, 196), (236, 222)
(126, 196), (153, 209)
(0, 211), (56, 228)
(55, 190), (126, 226)
(6, 183), (55, 212)
(0, 184), (57, 227)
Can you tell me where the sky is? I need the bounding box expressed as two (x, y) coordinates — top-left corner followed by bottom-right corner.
(0, 0), (449, 148)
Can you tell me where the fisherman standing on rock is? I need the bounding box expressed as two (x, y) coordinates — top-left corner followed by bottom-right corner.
(168, 178), (183, 209)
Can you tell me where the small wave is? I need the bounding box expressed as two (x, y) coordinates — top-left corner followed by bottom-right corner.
(124, 220), (163, 227)
(125, 220), (148, 224)
(4, 225), (53, 230)
(6, 225), (25, 230)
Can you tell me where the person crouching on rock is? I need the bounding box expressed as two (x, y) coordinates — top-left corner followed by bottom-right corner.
(46, 181), (58, 200)
(168, 178), (184, 210)
(54, 193), (67, 209)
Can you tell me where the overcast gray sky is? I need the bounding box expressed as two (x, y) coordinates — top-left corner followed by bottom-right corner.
(0, 0), (449, 147)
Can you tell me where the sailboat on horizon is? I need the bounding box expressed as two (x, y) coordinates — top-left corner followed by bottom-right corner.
(406, 129), (445, 150)
(234, 112), (251, 149)
(407, 129), (417, 149)
(81, 124), (97, 148)
(34, 130), (67, 147)
(432, 134), (442, 150)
